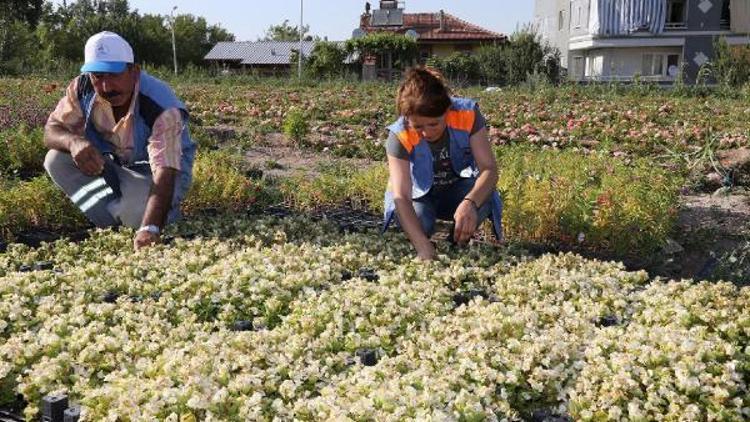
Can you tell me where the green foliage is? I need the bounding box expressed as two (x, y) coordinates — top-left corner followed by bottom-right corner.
(426, 27), (559, 87)
(427, 53), (481, 86)
(0, 125), (47, 178)
(0, 0), (234, 76)
(475, 45), (507, 86)
(262, 19), (312, 41)
(283, 109), (310, 145)
(505, 28), (555, 85)
(305, 41), (348, 79)
(714, 37), (750, 89)
(279, 162), (387, 212)
(345, 32), (418, 68)
(0, 176), (87, 241)
(0, 0), (44, 27)
(182, 150), (266, 214)
(497, 146), (681, 257)
(0, 20), (40, 75)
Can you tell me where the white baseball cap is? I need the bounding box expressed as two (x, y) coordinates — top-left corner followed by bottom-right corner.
(81, 31), (134, 73)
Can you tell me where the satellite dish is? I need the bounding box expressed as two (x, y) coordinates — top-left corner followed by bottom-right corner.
(352, 28), (366, 39)
(405, 29), (419, 40)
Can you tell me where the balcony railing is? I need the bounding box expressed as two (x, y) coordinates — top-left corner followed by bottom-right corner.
(664, 21), (687, 30)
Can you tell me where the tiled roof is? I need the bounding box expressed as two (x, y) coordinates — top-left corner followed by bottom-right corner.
(204, 41), (318, 65)
(362, 11), (506, 42)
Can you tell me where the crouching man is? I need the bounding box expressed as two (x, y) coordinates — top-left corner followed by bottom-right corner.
(43, 31), (196, 249)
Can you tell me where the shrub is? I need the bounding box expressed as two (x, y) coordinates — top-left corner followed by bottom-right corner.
(182, 150), (267, 214)
(305, 41), (348, 79)
(714, 37), (750, 88)
(279, 162), (387, 212)
(0, 125), (47, 179)
(505, 28), (551, 85)
(0, 176), (86, 241)
(427, 53), (481, 86)
(283, 109), (309, 145)
(475, 45), (507, 86)
(497, 146), (681, 257)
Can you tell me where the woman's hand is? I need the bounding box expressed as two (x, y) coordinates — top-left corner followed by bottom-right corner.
(453, 198), (478, 244)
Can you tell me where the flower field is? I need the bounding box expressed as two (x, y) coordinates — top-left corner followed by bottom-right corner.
(1, 76), (750, 420)
(1, 215), (748, 421)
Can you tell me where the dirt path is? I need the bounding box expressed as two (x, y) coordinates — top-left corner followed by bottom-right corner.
(243, 133), (375, 179)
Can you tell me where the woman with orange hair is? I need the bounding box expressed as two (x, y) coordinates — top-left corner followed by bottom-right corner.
(382, 67), (503, 260)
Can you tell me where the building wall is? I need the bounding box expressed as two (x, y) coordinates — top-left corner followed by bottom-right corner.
(431, 44), (458, 57)
(425, 43), (489, 58)
(534, 0), (572, 67)
(685, 0), (725, 31)
(568, 0), (593, 38)
(607, 46), (683, 79)
(532, 0), (739, 84)
(683, 35), (717, 82)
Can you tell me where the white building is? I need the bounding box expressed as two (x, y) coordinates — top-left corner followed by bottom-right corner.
(535, 0), (750, 83)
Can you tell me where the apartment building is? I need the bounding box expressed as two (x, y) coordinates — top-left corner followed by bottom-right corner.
(535, 0), (750, 83)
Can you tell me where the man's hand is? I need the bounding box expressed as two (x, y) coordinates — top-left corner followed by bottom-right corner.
(133, 230), (160, 250)
(415, 239), (436, 261)
(453, 199), (479, 245)
(69, 138), (105, 176)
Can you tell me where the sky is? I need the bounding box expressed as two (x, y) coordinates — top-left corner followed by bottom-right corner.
(52, 1), (534, 42)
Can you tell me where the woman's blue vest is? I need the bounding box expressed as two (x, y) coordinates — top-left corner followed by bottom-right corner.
(76, 71), (196, 220)
(382, 97), (503, 240)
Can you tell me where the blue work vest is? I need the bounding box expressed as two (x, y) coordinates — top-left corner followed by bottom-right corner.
(382, 97), (503, 240)
(76, 71), (196, 219)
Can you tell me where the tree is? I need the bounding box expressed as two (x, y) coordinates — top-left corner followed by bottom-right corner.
(173, 14), (234, 66)
(0, 0), (234, 75)
(0, 0), (44, 27)
(505, 29), (546, 85)
(305, 41), (347, 78)
(475, 45), (507, 86)
(427, 53), (480, 86)
(262, 19), (311, 41)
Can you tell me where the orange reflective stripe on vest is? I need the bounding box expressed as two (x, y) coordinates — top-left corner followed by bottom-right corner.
(445, 109), (475, 133)
(396, 129), (421, 154)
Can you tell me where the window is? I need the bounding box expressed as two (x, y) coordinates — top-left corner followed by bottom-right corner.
(666, 0), (687, 28)
(572, 56), (585, 79)
(667, 54), (681, 77)
(575, 6), (583, 28)
(559, 10), (565, 30)
(721, 0), (731, 29)
(642, 53), (681, 78)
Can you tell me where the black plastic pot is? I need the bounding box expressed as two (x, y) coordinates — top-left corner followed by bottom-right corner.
(16, 230), (58, 248)
(452, 290), (488, 308)
(41, 394), (68, 422)
(231, 320), (253, 332)
(102, 291), (119, 304)
(596, 315), (619, 327)
(63, 406), (80, 422)
(355, 348), (378, 366)
(33, 261), (54, 271)
(357, 268), (378, 282)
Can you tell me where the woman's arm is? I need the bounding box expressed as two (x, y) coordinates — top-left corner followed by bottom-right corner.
(453, 127), (498, 244)
(388, 155), (436, 260)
